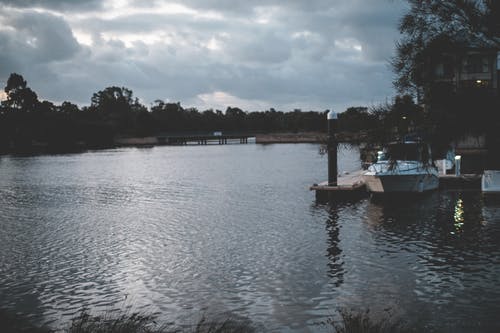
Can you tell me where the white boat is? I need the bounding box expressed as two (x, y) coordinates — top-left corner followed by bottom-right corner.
(482, 170), (500, 193)
(363, 141), (439, 193)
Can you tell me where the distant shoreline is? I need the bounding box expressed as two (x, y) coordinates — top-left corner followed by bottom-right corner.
(114, 132), (330, 146)
(255, 132), (326, 144)
(0, 131), (373, 155)
(115, 132), (367, 146)
(255, 131), (368, 144)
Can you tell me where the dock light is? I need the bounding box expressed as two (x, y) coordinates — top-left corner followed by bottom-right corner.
(455, 155), (461, 176)
(327, 110), (338, 120)
(377, 151), (384, 161)
(476, 80), (482, 84)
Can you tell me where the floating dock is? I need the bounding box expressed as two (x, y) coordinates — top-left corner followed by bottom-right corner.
(438, 174), (481, 190)
(310, 170), (367, 202)
(311, 171), (482, 202)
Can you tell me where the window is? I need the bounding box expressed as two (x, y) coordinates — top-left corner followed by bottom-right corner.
(463, 54), (490, 73)
(435, 56), (454, 78)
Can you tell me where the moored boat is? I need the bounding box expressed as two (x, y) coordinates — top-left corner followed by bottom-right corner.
(482, 170), (500, 194)
(363, 141), (439, 193)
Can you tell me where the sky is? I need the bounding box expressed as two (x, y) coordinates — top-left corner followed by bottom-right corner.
(0, 0), (407, 112)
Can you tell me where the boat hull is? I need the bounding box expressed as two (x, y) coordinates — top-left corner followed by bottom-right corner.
(364, 173), (439, 193)
(482, 170), (500, 193)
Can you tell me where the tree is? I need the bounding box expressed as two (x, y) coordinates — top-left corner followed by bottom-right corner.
(338, 107), (373, 132)
(90, 86), (145, 134)
(2, 73), (39, 112)
(4, 73), (27, 94)
(225, 107), (246, 131)
(392, 0), (500, 154)
(393, 0), (500, 95)
(59, 101), (80, 114)
(151, 101), (185, 132)
(91, 86), (134, 114)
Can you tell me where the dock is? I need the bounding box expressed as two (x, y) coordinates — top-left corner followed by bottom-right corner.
(158, 134), (251, 145)
(438, 174), (481, 190)
(310, 170), (367, 202)
(311, 171), (483, 202)
(115, 134), (252, 147)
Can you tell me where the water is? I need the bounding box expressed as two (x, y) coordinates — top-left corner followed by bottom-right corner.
(1, 143), (500, 332)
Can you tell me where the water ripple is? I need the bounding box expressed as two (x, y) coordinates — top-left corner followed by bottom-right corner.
(1, 146), (500, 332)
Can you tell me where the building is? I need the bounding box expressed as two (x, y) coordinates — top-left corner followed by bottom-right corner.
(427, 43), (499, 95)
(421, 37), (500, 172)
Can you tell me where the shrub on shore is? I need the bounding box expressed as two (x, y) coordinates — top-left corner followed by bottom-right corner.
(68, 311), (162, 333)
(68, 311), (256, 333)
(329, 308), (416, 333)
(0, 310), (51, 333)
(1, 307), (418, 333)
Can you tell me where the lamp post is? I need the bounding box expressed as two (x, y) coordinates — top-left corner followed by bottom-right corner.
(455, 155), (461, 176)
(328, 110), (338, 186)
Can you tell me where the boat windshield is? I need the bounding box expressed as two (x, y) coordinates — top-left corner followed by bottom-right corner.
(385, 143), (424, 161)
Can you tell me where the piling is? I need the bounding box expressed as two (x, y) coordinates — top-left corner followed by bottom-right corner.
(310, 110), (367, 202)
(328, 110), (338, 186)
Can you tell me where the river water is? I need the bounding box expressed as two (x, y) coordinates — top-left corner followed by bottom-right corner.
(1, 143), (500, 332)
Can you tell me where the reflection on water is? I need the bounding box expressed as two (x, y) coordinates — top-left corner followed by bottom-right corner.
(453, 197), (465, 234)
(1, 144), (500, 332)
(324, 208), (344, 288)
(352, 192), (500, 332)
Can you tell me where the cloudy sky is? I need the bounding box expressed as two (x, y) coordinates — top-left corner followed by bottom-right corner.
(0, 0), (407, 112)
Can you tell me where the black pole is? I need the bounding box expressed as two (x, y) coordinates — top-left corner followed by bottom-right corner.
(328, 111), (338, 186)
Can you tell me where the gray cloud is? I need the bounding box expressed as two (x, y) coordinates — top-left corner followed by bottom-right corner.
(0, 0), (102, 11)
(0, 9), (80, 78)
(6, 11), (80, 61)
(0, 0), (407, 112)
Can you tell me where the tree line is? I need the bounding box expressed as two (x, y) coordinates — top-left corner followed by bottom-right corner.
(1, 73), (419, 153)
(0, 73), (328, 152)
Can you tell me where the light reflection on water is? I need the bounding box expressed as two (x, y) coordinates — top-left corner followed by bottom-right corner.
(0, 144), (500, 332)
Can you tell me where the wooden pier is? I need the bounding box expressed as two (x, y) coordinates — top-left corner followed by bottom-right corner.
(158, 135), (251, 145)
(311, 171), (483, 202)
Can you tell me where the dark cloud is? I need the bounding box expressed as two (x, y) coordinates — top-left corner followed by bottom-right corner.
(7, 11), (80, 61)
(0, 9), (80, 79)
(0, 0), (407, 112)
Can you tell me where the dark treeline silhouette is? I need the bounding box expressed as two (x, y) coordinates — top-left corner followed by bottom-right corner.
(0, 73), (423, 154)
(0, 73), (329, 153)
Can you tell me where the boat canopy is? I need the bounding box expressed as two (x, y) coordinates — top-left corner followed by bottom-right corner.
(379, 142), (430, 163)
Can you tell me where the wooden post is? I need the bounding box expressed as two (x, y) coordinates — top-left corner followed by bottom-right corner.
(328, 110), (338, 186)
